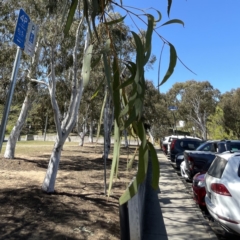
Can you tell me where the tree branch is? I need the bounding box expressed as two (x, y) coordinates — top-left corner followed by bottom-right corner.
(31, 79), (49, 87)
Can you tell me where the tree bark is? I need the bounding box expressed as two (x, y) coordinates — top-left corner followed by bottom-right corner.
(42, 16), (91, 193)
(4, 94), (31, 158)
(123, 129), (128, 147)
(42, 141), (63, 192)
(88, 120), (93, 143)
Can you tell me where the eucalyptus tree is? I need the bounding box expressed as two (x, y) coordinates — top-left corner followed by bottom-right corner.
(207, 106), (234, 140)
(143, 81), (170, 142)
(220, 88), (240, 138)
(167, 80), (220, 140)
(39, 0), (184, 203)
(3, 0), (183, 202)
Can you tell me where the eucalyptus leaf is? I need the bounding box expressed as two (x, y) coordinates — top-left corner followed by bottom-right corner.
(161, 19), (184, 27)
(63, 0), (78, 37)
(167, 0), (172, 17)
(105, 15), (126, 25)
(159, 42), (177, 86)
(82, 45), (93, 87)
(108, 121), (120, 197)
(147, 142), (160, 189)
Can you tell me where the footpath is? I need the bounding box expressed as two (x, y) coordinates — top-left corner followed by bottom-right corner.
(142, 149), (218, 240)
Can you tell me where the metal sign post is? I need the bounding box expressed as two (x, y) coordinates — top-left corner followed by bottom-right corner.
(0, 47), (22, 152)
(0, 9), (38, 152)
(168, 106), (178, 136)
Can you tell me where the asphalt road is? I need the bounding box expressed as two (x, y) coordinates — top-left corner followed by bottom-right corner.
(168, 158), (240, 240)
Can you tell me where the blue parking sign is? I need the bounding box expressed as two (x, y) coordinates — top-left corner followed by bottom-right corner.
(13, 9), (30, 49)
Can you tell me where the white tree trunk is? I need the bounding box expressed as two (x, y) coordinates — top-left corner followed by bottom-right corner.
(42, 141), (63, 192)
(88, 120), (93, 143)
(42, 17), (91, 193)
(103, 94), (114, 160)
(4, 94), (32, 158)
(148, 129), (154, 145)
(123, 129), (128, 147)
(79, 120), (88, 146)
(4, 41), (41, 159)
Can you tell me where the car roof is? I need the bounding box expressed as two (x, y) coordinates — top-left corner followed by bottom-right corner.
(217, 151), (240, 160)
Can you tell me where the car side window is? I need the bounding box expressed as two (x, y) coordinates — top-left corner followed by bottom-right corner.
(217, 143), (226, 153)
(208, 156), (227, 178)
(201, 143), (211, 151)
(238, 163), (240, 178)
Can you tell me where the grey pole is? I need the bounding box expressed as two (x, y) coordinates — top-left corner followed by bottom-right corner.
(0, 47), (22, 152)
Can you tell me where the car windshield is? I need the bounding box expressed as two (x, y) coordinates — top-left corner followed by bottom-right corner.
(179, 140), (202, 150)
(196, 142), (210, 151)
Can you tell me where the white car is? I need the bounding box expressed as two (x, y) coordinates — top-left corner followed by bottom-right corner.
(205, 152), (240, 235)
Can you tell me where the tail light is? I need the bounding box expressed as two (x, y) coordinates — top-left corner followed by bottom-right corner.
(187, 156), (194, 170)
(170, 139), (176, 150)
(211, 183), (231, 196)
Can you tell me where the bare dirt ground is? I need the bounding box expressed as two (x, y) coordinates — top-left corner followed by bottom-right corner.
(0, 142), (137, 240)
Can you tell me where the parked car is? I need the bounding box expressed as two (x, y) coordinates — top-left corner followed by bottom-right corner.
(161, 135), (180, 155)
(169, 137), (203, 162)
(162, 135), (197, 155)
(184, 140), (240, 181)
(192, 172), (206, 207)
(205, 152), (240, 235)
(176, 140), (218, 169)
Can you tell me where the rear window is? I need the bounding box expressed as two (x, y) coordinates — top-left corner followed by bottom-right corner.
(169, 137), (177, 142)
(229, 142), (240, 151)
(196, 142), (216, 151)
(179, 140), (202, 150)
(207, 156), (228, 179)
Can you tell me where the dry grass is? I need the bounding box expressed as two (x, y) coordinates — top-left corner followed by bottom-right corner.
(0, 141), (137, 240)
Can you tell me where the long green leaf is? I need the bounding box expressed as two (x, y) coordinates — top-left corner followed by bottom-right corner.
(91, 0), (99, 40)
(136, 122), (148, 183)
(105, 15), (126, 25)
(102, 53), (113, 97)
(63, 0), (78, 37)
(144, 14), (154, 64)
(112, 56), (121, 125)
(82, 45), (93, 87)
(90, 78), (104, 100)
(155, 10), (162, 22)
(108, 120), (120, 197)
(119, 177), (138, 205)
(83, 0), (93, 40)
(147, 142), (160, 189)
(131, 31), (144, 84)
(167, 0), (172, 17)
(95, 92), (107, 144)
(159, 42), (177, 86)
(118, 75), (134, 89)
(161, 19), (184, 27)
(91, 55), (101, 69)
(127, 149), (138, 170)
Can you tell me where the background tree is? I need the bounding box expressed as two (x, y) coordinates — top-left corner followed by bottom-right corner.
(207, 106), (234, 140)
(220, 88), (240, 138)
(167, 80), (220, 139)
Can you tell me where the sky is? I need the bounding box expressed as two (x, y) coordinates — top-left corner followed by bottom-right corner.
(116, 0), (240, 94)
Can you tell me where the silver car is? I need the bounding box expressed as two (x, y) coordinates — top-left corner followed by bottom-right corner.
(205, 152), (240, 235)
